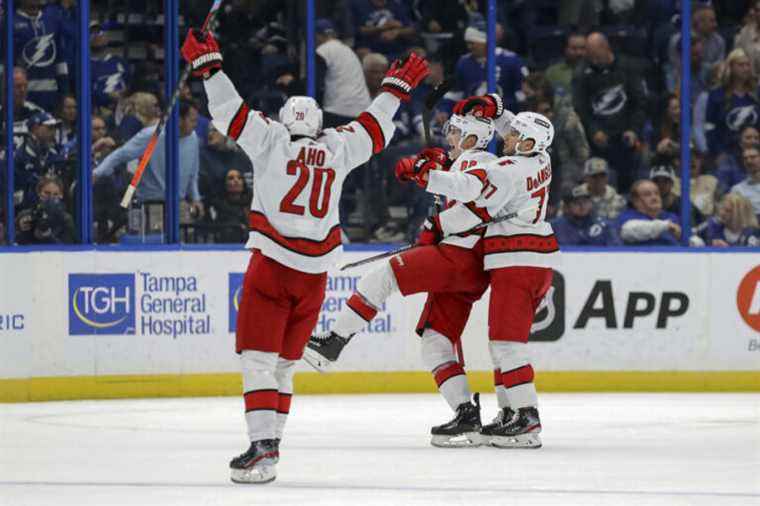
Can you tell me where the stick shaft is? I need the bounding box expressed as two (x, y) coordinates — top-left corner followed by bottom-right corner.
(120, 0), (223, 208)
(340, 209), (522, 271)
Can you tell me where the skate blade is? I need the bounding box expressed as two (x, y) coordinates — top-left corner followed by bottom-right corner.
(230, 463), (277, 484)
(431, 432), (482, 448)
(302, 347), (334, 373)
(488, 433), (542, 449)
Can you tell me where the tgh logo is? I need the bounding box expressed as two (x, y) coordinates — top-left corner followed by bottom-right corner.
(69, 274), (135, 335)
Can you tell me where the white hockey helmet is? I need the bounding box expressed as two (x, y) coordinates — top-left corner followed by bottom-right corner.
(443, 113), (495, 150)
(507, 111), (554, 155)
(279, 96), (323, 138)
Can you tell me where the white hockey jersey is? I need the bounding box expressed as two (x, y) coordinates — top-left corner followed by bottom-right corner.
(433, 149), (498, 249)
(426, 151), (560, 270)
(204, 71), (399, 273)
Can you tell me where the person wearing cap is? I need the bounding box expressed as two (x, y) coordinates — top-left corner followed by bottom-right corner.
(617, 179), (681, 246)
(650, 163), (706, 224)
(579, 157), (626, 220)
(551, 185), (619, 246)
(13, 111), (66, 210)
(452, 22), (528, 113)
(315, 18), (371, 128)
(352, 0), (416, 61)
(730, 143), (760, 219)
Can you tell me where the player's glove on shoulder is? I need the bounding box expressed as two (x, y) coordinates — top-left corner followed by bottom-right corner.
(453, 93), (504, 119)
(381, 52), (430, 102)
(181, 28), (223, 79)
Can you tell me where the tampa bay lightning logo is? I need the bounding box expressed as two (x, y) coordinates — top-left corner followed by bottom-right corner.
(592, 84), (627, 117)
(96, 72), (127, 95)
(589, 223), (603, 237)
(725, 105), (759, 132)
(367, 9), (395, 27)
(22, 34), (57, 68)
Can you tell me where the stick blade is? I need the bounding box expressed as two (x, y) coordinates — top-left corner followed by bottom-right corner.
(424, 78), (453, 111)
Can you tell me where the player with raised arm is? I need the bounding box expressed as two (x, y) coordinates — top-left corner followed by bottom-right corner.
(414, 106), (559, 449)
(305, 94), (514, 447)
(181, 28), (429, 483)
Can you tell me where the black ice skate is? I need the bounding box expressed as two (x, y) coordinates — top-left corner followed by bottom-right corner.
(480, 407), (542, 449)
(430, 393), (482, 448)
(302, 331), (352, 373)
(230, 439), (279, 484)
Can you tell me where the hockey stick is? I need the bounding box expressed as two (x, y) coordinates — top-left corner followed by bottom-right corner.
(422, 78), (452, 147)
(119, 0), (224, 208)
(339, 205), (537, 271)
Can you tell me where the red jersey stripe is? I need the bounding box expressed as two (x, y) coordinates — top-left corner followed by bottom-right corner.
(493, 368), (503, 386)
(228, 102), (251, 141)
(244, 389), (279, 412)
(356, 111), (385, 154)
(433, 362), (465, 387)
(249, 211), (342, 257)
(465, 168), (488, 186)
(501, 364), (535, 389)
(484, 234), (559, 255)
(347, 293), (378, 322)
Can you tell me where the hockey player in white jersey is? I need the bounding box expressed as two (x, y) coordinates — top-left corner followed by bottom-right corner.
(413, 104), (559, 449)
(305, 96), (510, 447)
(181, 29), (430, 483)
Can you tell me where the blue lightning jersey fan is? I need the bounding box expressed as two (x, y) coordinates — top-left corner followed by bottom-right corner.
(13, 8), (69, 111)
(91, 54), (129, 107)
(453, 48), (528, 113)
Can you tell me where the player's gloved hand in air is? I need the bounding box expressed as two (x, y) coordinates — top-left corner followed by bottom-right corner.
(453, 93), (504, 119)
(416, 217), (443, 246)
(395, 148), (448, 188)
(381, 52), (430, 102)
(181, 29), (223, 79)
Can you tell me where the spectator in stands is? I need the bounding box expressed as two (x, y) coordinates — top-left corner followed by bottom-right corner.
(734, 1), (760, 79)
(14, 0), (70, 111)
(1, 67), (46, 147)
(363, 53), (390, 99)
(544, 32), (587, 99)
(731, 144), (760, 218)
(453, 23), (528, 113)
(705, 48), (760, 157)
(652, 94), (681, 162)
(90, 20), (130, 110)
(649, 163), (705, 223)
(574, 32), (647, 193)
(669, 4), (724, 81)
(91, 115), (116, 166)
(528, 91), (589, 194)
(14, 111), (65, 210)
(692, 193), (760, 247)
(551, 185), (619, 246)
(15, 175), (76, 245)
(199, 124), (253, 202)
(208, 168), (251, 244)
(94, 100), (203, 219)
(352, 0), (417, 61)
(685, 147), (719, 219)
(315, 18), (371, 128)
(716, 125), (759, 193)
(115, 91), (159, 144)
(617, 179), (681, 246)
(668, 33), (711, 101)
(580, 157), (626, 221)
(42, 0), (76, 90)
(54, 94), (77, 149)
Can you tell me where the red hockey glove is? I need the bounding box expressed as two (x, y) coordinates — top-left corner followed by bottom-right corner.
(452, 93), (504, 119)
(381, 52), (430, 102)
(181, 29), (223, 79)
(394, 156), (416, 183)
(415, 217), (443, 246)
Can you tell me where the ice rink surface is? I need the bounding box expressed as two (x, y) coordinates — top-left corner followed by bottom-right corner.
(1, 393), (759, 506)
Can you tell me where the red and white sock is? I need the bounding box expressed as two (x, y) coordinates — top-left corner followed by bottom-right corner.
(421, 329), (470, 410)
(489, 341), (538, 409)
(241, 350), (279, 441)
(274, 358), (296, 440)
(332, 261), (398, 338)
